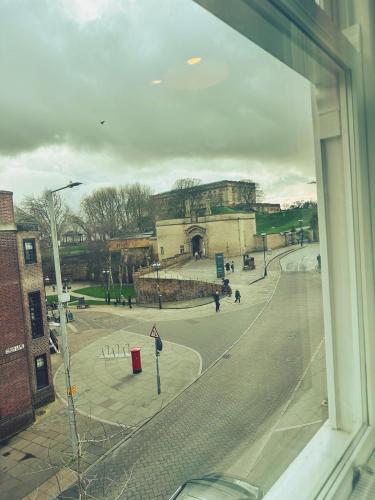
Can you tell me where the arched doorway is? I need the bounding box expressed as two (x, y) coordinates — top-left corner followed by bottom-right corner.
(191, 235), (203, 256)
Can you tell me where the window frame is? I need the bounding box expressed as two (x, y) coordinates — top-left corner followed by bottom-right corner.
(35, 354), (49, 390)
(23, 238), (37, 264)
(28, 290), (44, 339)
(194, 1), (374, 498)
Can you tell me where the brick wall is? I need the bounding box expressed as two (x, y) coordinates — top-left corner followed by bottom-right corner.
(133, 274), (221, 304)
(17, 232), (55, 408)
(0, 190), (15, 225)
(0, 208), (34, 438)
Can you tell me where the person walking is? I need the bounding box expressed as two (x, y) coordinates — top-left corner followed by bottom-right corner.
(127, 296), (132, 309)
(231, 260), (235, 272)
(213, 291), (220, 312)
(234, 289), (241, 304)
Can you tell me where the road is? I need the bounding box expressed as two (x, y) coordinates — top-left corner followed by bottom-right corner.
(60, 246), (326, 499)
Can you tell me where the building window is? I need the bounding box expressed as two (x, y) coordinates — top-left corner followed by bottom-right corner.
(35, 355), (49, 389)
(28, 291), (44, 338)
(160, 246), (164, 255)
(23, 239), (37, 264)
(180, 245), (184, 254)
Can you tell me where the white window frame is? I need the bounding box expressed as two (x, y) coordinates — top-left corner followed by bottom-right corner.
(195, 1), (375, 498)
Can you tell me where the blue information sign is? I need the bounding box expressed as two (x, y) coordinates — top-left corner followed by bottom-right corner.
(215, 252), (225, 278)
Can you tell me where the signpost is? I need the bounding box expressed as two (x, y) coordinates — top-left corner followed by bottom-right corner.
(150, 325), (162, 395)
(215, 252), (225, 278)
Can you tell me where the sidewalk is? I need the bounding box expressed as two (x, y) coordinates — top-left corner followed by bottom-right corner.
(0, 328), (201, 499)
(54, 330), (201, 426)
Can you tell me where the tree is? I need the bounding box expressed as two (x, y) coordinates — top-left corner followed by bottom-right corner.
(80, 184), (153, 240)
(237, 180), (258, 210)
(81, 187), (122, 240)
(15, 191), (70, 243)
(167, 178), (202, 218)
(123, 183), (153, 231)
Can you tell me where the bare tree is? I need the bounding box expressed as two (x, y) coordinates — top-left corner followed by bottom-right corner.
(80, 184), (153, 241)
(236, 179), (257, 210)
(15, 191), (70, 243)
(124, 183), (153, 230)
(167, 178), (202, 218)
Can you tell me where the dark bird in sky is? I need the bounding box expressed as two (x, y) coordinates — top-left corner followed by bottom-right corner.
(100, 120), (105, 125)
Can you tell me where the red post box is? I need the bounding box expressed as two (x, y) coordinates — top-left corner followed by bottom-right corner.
(130, 347), (142, 374)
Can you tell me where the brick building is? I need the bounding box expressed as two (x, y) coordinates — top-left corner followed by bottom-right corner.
(0, 191), (54, 440)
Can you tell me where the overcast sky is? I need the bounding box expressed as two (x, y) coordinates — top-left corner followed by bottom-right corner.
(0, 0), (317, 208)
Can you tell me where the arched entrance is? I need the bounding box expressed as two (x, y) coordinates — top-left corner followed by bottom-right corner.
(191, 234), (203, 256)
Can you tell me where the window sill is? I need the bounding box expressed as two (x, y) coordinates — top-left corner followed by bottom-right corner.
(264, 422), (374, 500)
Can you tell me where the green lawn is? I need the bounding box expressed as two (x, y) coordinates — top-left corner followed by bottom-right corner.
(73, 284), (136, 298)
(47, 293), (81, 304)
(256, 207), (317, 234)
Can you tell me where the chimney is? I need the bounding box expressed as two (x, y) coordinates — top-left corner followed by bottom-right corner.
(0, 190), (16, 229)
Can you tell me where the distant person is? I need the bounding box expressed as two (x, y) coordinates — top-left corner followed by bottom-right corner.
(231, 261), (235, 272)
(225, 262), (230, 271)
(234, 290), (241, 304)
(121, 294), (125, 306)
(195, 251), (198, 260)
(128, 296), (132, 309)
(213, 291), (220, 312)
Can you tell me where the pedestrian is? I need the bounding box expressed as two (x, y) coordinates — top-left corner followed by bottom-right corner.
(225, 262), (230, 271)
(213, 291), (220, 312)
(195, 251), (198, 260)
(52, 284), (56, 292)
(128, 296), (132, 309)
(231, 260), (235, 272)
(121, 294), (125, 306)
(234, 290), (241, 303)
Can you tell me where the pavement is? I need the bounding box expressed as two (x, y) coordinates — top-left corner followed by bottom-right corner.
(0, 243), (326, 499)
(54, 331), (202, 427)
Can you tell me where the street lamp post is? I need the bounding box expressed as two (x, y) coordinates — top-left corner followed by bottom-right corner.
(261, 233), (267, 277)
(152, 262), (162, 309)
(47, 181), (82, 457)
(298, 219), (303, 247)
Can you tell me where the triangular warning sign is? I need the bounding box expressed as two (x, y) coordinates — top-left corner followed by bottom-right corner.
(149, 325), (160, 339)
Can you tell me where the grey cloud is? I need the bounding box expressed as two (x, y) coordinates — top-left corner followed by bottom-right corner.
(1, 0), (314, 173)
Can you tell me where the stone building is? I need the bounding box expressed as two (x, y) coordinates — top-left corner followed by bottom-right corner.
(152, 180), (256, 217)
(0, 191), (54, 440)
(156, 212), (256, 259)
(152, 179), (280, 219)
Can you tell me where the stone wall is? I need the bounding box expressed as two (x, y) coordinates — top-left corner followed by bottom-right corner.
(156, 212), (256, 259)
(133, 273), (221, 304)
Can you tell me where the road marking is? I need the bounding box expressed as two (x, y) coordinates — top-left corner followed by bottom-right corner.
(247, 337), (325, 471)
(274, 420), (323, 432)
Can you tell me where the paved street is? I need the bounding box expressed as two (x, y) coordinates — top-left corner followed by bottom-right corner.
(59, 245), (327, 499)
(0, 244), (327, 499)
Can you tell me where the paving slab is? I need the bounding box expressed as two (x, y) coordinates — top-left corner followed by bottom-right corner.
(54, 330), (201, 426)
